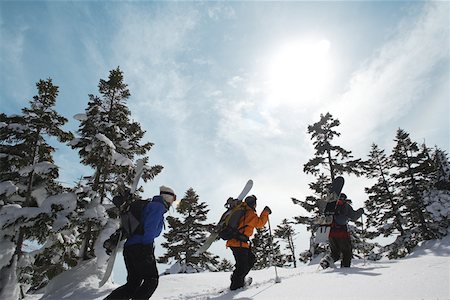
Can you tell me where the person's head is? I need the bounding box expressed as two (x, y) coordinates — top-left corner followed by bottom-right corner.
(160, 186), (176, 208)
(245, 195), (257, 209)
(339, 193), (347, 201)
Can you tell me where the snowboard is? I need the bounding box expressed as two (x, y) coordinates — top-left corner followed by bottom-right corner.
(319, 254), (336, 270)
(99, 159), (145, 288)
(193, 179), (253, 256)
(313, 176), (344, 244)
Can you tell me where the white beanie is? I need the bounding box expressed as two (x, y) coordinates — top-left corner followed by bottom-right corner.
(160, 185), (176, 204)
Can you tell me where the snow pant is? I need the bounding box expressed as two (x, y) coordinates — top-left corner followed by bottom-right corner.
(230, 247), (256, 290)
(329, 236), (353, 267)
(104, 244), (159, 300)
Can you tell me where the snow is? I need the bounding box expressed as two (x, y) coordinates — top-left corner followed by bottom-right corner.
(111, 152), (133, 167)
(18, 161), (57, 176)
(0, 193), (77, 233)
(95, 133), (116, 150)
(73, 113), (88, 121)
(0, 255), (20, 300)
(0, 181), (17, 197)
(23, 232), (450, 300)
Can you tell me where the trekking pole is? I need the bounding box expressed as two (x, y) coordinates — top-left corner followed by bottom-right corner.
(361, 214), (366, 266)
(267, 217), (281, 283)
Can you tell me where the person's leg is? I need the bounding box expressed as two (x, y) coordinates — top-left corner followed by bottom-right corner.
(329, 237), (341, 263)
(340, 237), (353, 268)
(230, 247), (249, 290)
(131, 257), (158, 300)
(243, 249), (256, 277)
(104, 245), (142, 300)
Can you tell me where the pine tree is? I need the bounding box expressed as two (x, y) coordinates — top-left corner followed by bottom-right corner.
(158, 188), (219, 272)
(251, 227), (285, 269)
(391, 129), (437, 245)
(0, 79), (75, 294)
(364, 143), (406, 239)
(293, 112), (363, 260)
(274, 219), (297, 268)
(422, 148), (450, 238)
(70, 67), (162, 260)
(216, 258), (234, 272)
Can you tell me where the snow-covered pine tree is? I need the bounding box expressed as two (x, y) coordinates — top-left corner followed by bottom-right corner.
(293, 112), (363, 260)
(0, 79), (75, 296)
(216, 258), (233, 272)
(158, 188), (219, 272)
(364, 143), (406, 238)
(391, 129), (438, 250)
(273, 218), (297, 268)
(422, 148), (450, 238)
(251, 226), (286, 269)
(70, 67), (162, 261)
(363, 143), (409, 258)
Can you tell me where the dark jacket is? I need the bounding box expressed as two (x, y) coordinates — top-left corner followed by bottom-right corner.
(125, 195), (167, 247)
(329, 200), (363, 238)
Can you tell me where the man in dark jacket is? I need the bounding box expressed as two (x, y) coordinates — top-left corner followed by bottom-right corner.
(105, 186), (176, 300)
(320, 193), (364, 269)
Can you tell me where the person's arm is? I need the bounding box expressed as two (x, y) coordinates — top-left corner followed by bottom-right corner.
(345, 203), (364, 221)
(247, 209), (270, 229)
(142, 202), (166, 245)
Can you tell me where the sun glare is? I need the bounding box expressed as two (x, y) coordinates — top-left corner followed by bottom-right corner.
(267, 39), (333, 105)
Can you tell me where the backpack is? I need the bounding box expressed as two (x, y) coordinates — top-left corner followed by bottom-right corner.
(112, 192), (149, 238)
(317, 199), (346, 226)
(216, 198), (249, 242)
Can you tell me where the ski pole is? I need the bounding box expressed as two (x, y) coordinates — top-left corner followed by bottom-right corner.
(267, 217), (281, 283)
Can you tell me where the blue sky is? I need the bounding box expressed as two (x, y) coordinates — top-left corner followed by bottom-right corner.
(1, 1), (449, 273)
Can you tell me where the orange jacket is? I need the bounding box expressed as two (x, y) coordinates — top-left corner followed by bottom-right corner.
(226, 203), (270, 249)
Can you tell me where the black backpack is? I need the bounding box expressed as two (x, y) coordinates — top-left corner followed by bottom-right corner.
(113, 192), (149, 237)
(216, 198), (249, 242)
(323, 199), (346, 225)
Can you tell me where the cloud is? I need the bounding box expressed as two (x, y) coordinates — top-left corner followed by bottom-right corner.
(0, 23), (30, 108)
(207, 4), (236, 21)
(326, 2), (449, 150)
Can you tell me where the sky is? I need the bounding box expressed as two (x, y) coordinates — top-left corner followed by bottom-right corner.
(1, 1), (449, 265)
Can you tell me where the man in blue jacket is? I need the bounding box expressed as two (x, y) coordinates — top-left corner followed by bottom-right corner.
(105, 186), (176, 300)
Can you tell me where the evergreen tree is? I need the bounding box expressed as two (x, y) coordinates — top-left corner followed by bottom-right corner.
(0, 79), (75, 294)
(391, 129), (438, 246)
(70, 67), (162, 260)
(364, 143), (406, 240)
(216, 258), (233, 272)
(274, 219), (297, 268)
(422, 148), (450, 238)
(292, 112), (362, 260)
(158, 188), (219, 272)
(251, 227), (285, 269)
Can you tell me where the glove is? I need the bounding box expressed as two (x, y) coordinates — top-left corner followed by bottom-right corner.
(263, 206), (272, 215)
(142, 244), (155, 264)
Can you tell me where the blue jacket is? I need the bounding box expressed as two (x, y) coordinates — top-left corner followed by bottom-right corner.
(124, 195), (167, 247)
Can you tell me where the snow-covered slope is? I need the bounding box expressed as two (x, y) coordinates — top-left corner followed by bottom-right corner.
(25, 234), (449, 300)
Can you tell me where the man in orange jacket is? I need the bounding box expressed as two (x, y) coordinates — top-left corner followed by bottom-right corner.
(226, 195), (272, 290)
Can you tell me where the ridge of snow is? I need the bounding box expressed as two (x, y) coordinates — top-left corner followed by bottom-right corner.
(23, 232), (449, 300)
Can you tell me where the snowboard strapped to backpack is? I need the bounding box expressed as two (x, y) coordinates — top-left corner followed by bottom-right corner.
(320, 198), (346, 226)
(315, 177), (345, 226)
(216, 197), (249, 242)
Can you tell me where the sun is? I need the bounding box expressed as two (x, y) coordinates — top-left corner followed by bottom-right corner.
(267, 39), (333, 105)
